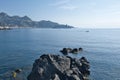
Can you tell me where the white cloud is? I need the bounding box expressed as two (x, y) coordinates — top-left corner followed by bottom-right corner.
(50, 0), (70, 6)
(59, 5), (78, 10)
(49, 0), (78, 10)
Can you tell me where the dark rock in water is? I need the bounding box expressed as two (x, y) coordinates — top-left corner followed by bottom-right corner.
(79, 57), (90, 76)
(27, 54), (90, 80)
(71, 48), (79, 53)
(79, 48), (83, 51)
(60, 47), (83, 55)
(60, 48), (72, 55)
(71, 48), (83, 54)
(15, 69), (22, 73)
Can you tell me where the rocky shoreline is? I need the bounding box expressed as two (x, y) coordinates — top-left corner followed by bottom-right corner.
(27, 54), (90, 80)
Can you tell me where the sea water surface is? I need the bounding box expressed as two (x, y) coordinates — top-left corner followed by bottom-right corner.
(0, 28), (120, 80)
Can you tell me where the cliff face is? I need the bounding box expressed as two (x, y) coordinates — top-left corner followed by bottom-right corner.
(27, 54), (90, 80)
(0, 12), (74, 28)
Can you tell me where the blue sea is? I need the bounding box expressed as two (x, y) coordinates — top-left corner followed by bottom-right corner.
(0, 28), (120, 80)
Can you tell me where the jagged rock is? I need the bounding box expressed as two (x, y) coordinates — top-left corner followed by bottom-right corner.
(51, 74), (60, 80)
(27, 54), (90, 80)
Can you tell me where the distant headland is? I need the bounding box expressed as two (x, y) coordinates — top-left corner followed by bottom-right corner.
(0, 12), (74, 29)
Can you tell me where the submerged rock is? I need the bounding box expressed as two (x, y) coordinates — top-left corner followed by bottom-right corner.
(27, 54), (90, 80)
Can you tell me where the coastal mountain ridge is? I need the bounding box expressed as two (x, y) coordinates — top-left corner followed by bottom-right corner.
(0, 12), (74, 28)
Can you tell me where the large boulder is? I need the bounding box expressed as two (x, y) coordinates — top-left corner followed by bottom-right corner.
(27, 54), (90, 80)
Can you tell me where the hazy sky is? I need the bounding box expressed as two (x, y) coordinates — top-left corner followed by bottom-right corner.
(0, 0), (120, 28)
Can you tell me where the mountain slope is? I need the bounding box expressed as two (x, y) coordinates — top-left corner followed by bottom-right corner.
(0, 12), (74, 28)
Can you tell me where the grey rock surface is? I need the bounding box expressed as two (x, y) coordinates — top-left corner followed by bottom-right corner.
(28, 54), (90, 80)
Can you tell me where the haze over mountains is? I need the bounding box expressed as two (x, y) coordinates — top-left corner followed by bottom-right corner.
(0, 12), (73, 28)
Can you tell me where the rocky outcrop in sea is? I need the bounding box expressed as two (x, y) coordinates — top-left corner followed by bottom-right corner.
(27, 54), (90, 80)
(60, 48), (83, 55)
